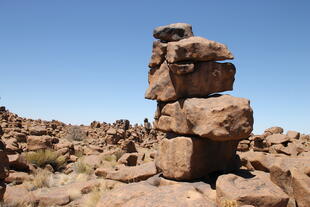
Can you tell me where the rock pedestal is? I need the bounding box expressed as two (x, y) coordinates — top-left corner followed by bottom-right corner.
(145, 23), (254, 180)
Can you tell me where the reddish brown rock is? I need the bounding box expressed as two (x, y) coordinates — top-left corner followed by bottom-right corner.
(166, 36), (233, 63)
(156, 136), (240, 180)
(145, 61), (236, 102)
(106, 162), (157, 183)
(266, 134), (289, 146)
(264, 126), (284, 135)
(117, 153), (138, 166)
(286, 130), (300, 140)
(168, 62), (195, 75)
(155, 95), (253, 141)
(29, 126), (47, 136)
(27, 135), (54, 151)
(153, 23), (193, 42)
(291, 167), (310, 207)
(96, 182), (216, 207)
(148, 41), (167, 68)
(216, 171), (289, 207)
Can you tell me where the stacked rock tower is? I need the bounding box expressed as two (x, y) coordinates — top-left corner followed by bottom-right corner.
(145, 23), (254, 180)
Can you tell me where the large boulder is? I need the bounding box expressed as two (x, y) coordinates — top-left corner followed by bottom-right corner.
(153, 23), (193, 42)
(216, 171), (289, 207)
(291, 167), (310, 207)
(145, 61), (236, 102)
(155, 95), (253, 141)
(156, 136), (240, 180)
(166, 36), (233, 63)
(96, 182), (216, 207)
(106, 162), (157, 183)
(27, 135), (55, 151)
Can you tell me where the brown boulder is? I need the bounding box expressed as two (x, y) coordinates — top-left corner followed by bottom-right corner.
(266, 134), (289, 146)
(286, 130), (300, 140)
(145, 61), (236, 102)
(216, 170), (289, 207)
(27, 135), (56, 151)
(96, 182), (216, 207)
(117, 153), (138, 166)
(291, 167), (310, 207)
(153, 23), (193, 42)
(155, 95), (253, 141)
(156, 137), (240, 180)
(106, 162), (157, 183)
(166, 36), (233, 63)
(8, 153), (30, 172)
(29, 126), (47, 136)
(148, 40), (167, 68)
(264, 126), (284, 135)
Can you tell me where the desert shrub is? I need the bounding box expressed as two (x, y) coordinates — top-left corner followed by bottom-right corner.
(74, 159), (93, 175)
(25, 149), (66, 170)
(64, 126), (87, 141)
(32, 169), (51, 189)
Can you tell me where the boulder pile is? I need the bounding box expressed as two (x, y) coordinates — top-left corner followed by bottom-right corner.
(145, 23), (254, 180)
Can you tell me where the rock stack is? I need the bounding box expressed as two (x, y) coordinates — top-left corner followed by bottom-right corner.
(145, 23), (254, 180)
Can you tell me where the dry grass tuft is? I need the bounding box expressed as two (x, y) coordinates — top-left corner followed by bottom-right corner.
(25, 149), (66, 170)
(74, 158), (93, 175)
(220, 199), (238, 207)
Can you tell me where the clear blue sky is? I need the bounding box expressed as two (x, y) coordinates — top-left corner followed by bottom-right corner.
(0, 0), (309, 134)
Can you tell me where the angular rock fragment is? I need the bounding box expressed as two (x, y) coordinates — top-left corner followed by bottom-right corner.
(156, 136), (240, 180)
(155, 95), (253, 141)
(153, 23), (193, 42)
(148, 41), (167, 68)
(145, 61), (236, 102)
(216, 171), (289, 207)
(166, 36), (234, 63)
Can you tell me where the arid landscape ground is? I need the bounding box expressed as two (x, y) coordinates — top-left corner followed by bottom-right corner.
(1, 23), (309, 207)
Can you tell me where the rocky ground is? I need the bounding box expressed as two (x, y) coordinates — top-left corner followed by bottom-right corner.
(0, 107), (309, 207)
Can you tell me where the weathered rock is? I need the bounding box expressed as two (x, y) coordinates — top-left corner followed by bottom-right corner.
(166, 36), (233, 63)
(156, 137), (240, 180)
(168, 62), (195, 75)
(266, 134), (289, 146)
(29, 126), (47, 136)
(153, 23), (193, 42)
(0, 141), (9, 180)
(145, 62), (236, 102)
(148, 41), (167, 68)
(216, 170), (289, 207)
(264, 126), (284, 135)
(269, 157), (310, 204)
(96, 182), (216, 207)
(106, 162), (157, 183)
(238, 151), (285, 172)
(8, 154), (30, 172)
(27, 135), (54, 151)
(155, 95), (253, 141)
(291, 167), (310, 207)
(286, 130), (300, 140)
(4, 185), (36, 206)
(117, 153), (138, 166)
(5, 171), (31, 184)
